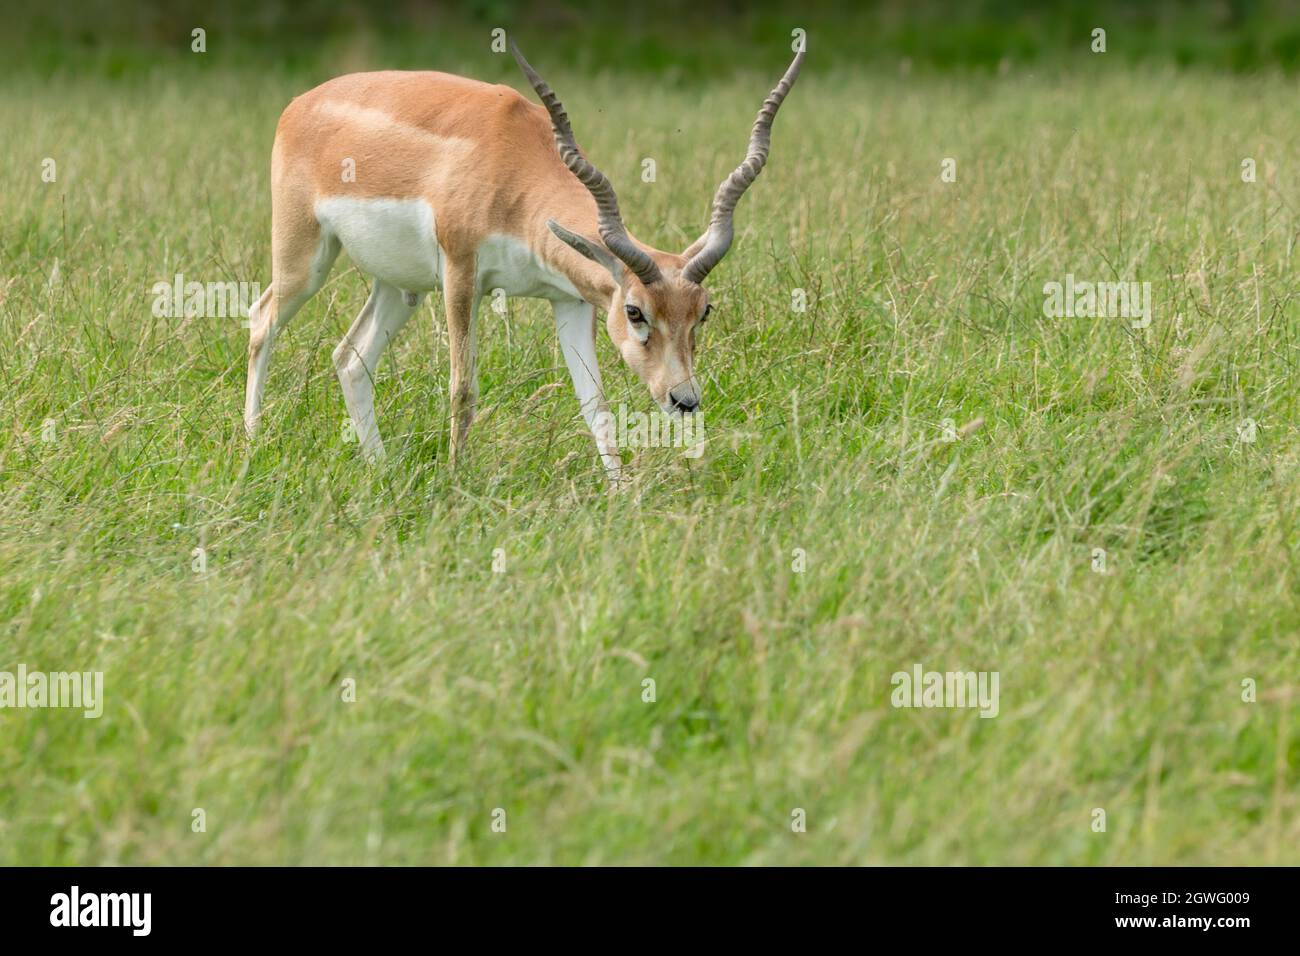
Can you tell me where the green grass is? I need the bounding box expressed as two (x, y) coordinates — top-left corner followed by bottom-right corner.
(1, 52), (1298, 864)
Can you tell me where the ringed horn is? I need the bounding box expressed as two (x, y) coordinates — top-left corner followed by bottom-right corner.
(511, 40), (664, 286)
(682, 47), (806, 284)
(511, 39), (806, 287)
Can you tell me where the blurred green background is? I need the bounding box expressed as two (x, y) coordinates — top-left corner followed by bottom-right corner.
(6, 0), (1300, 77)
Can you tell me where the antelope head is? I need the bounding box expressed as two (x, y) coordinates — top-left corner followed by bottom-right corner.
(513, 42), (805, 415)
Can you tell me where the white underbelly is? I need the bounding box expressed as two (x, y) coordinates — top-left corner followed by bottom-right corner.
(476, 234), (581, 300)
(316, 196), (443, 291)
(314, 197), (581, 301)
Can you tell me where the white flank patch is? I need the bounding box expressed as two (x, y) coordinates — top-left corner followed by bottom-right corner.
(316, 196), (444, 292)
(476, 233), (581, 301)
(315, 200), (581, 302)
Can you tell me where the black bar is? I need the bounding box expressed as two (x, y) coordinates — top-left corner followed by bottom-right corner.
(0, 867), (1286, 942)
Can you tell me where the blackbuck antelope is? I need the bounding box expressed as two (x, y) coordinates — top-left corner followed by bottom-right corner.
(243, 41), (804, 479)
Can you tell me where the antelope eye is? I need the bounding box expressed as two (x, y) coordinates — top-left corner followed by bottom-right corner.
(625, 305), (646, 324)
(701, 304), (713, 321)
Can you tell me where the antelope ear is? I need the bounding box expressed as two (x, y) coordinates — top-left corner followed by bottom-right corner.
(681, 232), (708, 261)
(547, 220), (623, 283)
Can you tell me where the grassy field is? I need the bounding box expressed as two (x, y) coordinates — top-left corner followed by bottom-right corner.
(2, 48), (1299, 864)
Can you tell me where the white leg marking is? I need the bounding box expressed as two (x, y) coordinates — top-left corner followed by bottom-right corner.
(554, 300), (621, 482)
(243, 286), (276, 436)
(332, 281), (418, 461)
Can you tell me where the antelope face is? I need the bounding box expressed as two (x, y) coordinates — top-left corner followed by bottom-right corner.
(608, 275), (711, 414)
(517, 40), (803, 422)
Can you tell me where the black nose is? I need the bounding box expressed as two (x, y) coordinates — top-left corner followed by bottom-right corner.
(671, 396), (699, 413)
